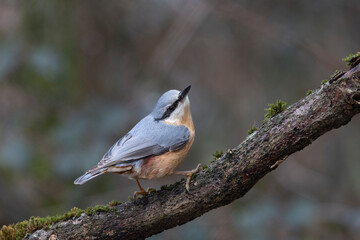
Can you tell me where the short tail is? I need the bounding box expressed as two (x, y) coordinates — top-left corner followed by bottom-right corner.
(74, 167), (107, 185)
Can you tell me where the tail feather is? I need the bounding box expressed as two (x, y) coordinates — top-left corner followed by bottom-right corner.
(74, 167), (107, 185)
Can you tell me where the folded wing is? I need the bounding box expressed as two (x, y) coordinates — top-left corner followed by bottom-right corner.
(97, 116), (190, 168)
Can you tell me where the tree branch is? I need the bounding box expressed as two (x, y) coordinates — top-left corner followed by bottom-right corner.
(25, 63), (360, 240)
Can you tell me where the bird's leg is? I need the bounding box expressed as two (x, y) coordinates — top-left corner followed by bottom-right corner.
(134, 178), (154, 198)
(173, 163), (201, 193)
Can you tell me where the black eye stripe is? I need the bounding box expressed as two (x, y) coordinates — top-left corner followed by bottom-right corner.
(156, 99), (180, 121)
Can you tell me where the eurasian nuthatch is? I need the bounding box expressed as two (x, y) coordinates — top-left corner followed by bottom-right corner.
(74, 86), (199, 197)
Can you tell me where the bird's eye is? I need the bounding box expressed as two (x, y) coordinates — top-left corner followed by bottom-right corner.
(168, 105), (176, 111)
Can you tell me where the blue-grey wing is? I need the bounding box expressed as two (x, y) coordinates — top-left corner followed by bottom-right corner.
(97, 116), (190, 168)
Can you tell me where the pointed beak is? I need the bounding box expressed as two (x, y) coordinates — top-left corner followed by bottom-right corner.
(179, 85), (191, 100)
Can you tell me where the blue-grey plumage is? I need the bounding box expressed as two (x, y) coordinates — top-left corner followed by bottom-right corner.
(74, 85), (199, 196)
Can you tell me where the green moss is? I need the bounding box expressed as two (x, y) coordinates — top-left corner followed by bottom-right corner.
(160, 184), (170, 190)
(202, 164), (208, 170)
(306, 90), (313, 96)
(108, 200), (122, 207)
(149, 188), (157, 194)
(342, 52), (360, 66)
(0, 204), (118, 239)
(264, 100), (287, 121)
(247, 126), (257, 135)
(330, 70), (340, 79)
(160, 180), (183, 191)
(0, 207), (82, 240)
(176, 180), (182, 186)
(191, 172), (198, 179)
(85, 205), (114, 216)
(212, 150), (223, 161)
(210, 150), (224, 164)
(161, 184), (176, 191)
(321, 79), (328, 85)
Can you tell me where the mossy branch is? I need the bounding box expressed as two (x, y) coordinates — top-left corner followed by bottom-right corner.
(3, 58), (360, 240)
(343, 52), (360, 68)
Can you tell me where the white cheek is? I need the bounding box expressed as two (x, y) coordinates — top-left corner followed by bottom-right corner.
(167, 107), (184, 123)
(167, 97), (189, 123)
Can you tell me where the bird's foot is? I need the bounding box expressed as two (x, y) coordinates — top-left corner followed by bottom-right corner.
(173, 163), (201, 193)
(185, 163), (202, 192)
(134, 187), (155, 198)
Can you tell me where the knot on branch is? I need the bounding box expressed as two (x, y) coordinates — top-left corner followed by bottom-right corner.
(350, 93), (360, 106)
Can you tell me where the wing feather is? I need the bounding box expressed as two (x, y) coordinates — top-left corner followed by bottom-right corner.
(97, 116), (190, 168)
(101, 133), (132, 162)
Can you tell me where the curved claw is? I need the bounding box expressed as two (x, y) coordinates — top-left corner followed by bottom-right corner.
(134, 187), (155, 198)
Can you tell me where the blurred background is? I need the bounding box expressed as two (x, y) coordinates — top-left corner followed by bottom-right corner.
(0, 0), (359, 239)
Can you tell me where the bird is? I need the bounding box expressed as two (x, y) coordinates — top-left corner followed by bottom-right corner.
(74, 85), (200, 197)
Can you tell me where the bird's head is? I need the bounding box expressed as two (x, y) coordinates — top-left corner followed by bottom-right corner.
(152, 85), (191, 122)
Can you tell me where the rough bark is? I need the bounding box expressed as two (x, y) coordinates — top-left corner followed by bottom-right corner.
(28, 64), (360, 240)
